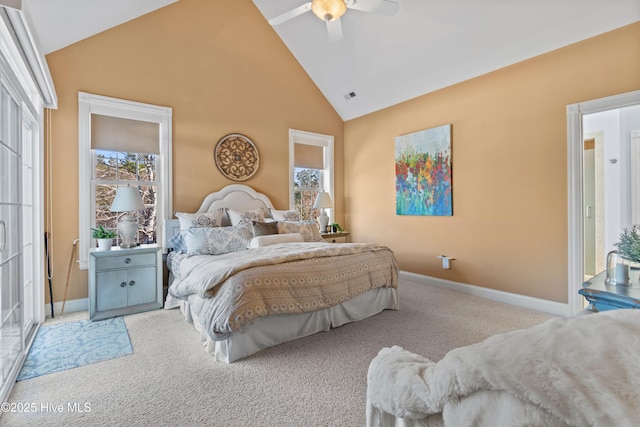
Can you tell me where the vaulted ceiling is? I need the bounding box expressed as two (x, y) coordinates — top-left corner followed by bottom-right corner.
(24, 0), (640, 120)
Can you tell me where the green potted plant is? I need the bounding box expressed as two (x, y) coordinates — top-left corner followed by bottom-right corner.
(330, 222), (344, 233)
(615, 225), (640, 263)
(92, 225), (117, 251)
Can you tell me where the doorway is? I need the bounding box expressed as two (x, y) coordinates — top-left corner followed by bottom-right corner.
(568, 90), (640, 315)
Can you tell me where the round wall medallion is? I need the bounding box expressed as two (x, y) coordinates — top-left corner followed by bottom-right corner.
(214, 133), (260, 181)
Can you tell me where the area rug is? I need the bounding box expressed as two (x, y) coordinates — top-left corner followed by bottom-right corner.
(17, 317), (133, 381)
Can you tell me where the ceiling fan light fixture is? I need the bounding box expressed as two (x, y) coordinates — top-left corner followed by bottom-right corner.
(311, 0), (347, 22)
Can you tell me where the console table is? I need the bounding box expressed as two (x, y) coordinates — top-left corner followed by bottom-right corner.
(579, 271), (640, 312)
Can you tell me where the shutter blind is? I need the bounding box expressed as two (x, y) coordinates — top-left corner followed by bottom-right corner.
(91, 114), (159, 154)
(294, 143), (324, 169)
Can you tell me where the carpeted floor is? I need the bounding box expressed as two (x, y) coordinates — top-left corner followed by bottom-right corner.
(4, 279), (554, 426)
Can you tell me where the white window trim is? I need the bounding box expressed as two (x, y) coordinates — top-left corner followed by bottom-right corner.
(288, 129), (334, 220)
(78, 92), (172, 269)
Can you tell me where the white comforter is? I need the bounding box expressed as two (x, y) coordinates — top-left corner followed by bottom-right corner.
(168, 242), (398, 340)
(367, 309), (640, 427)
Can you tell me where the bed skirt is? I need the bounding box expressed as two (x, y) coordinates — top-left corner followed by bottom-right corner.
(171, 287), (398, 363)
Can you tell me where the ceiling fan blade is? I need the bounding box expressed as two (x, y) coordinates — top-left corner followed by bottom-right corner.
(268, 2), (312, 25)
(326, 18), (343, 42)
(347, 0), (399, 16)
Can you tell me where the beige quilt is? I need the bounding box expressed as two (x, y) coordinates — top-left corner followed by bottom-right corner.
(168, 242), (398, 340)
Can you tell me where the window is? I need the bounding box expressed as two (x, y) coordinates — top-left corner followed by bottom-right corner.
(78, 93), (172, 269)
(93, 150), (157, 245)
(289, 129), (334, 221)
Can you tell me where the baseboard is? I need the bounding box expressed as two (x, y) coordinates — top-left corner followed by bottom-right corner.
(44, 276), (570, 319)
(43, 298), (88, 319)
(399, 271), (570, 317)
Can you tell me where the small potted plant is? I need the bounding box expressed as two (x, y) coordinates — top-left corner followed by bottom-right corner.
(92, 225), (117, 251)
(330, 223), (344, 233)
(615, 225), (640, 263)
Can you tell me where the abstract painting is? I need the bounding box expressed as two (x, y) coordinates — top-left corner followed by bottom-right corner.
(395, 124), (452, 216)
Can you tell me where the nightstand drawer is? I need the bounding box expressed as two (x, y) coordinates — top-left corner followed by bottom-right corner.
(321, 232), (350, 244)
(323, 236), (348, 243)
(95, 253), (156, 270)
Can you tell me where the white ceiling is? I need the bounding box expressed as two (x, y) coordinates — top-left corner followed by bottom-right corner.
(23, 0), (178, 55)
(23, 0), (640, 121)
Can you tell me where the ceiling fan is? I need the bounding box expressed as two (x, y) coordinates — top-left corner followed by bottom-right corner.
(268, 0), (399, 42)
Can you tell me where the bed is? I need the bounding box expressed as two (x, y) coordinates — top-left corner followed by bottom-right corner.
(164, 184), (399, 363)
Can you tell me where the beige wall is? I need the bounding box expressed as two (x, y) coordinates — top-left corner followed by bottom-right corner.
(44, 1), (639, 306)
(44, 0), (344, 303)
(344, 22), (640, 303)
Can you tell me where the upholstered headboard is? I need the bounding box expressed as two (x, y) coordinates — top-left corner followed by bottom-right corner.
(164, 184), (276, 250)
(196, 184), (275, 217)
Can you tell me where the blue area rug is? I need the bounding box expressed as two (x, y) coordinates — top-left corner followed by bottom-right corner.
(18, 317), (133, 381)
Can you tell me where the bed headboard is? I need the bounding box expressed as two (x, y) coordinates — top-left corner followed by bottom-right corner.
(196, 184), (275, 214)
(164, 184), (276, 250)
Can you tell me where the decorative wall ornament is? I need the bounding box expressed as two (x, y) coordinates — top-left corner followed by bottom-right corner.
(214, 133), (260, 181)
(395, 124), (452, 216)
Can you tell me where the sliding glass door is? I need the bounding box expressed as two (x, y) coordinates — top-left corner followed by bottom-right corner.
(0, 59), (40, 403)
(0, 5), (47, 403)
(0, 82), (23, 393)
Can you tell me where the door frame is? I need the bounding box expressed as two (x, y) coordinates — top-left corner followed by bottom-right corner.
(567, 90), (640, 315)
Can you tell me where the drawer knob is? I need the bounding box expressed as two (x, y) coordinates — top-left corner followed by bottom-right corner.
(120, 282), (127, 288)
(129, 280), (135, 287)
(124, 258), (131, 264)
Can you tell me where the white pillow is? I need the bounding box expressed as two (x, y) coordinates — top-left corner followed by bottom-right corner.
(183, 224), (252, 256)
(269, 209), (300, 222)
(248, 233), (304, 248)
(176, 209), (225, 230)
(277, 221), (323, 242)
(227, 208), (266, 226)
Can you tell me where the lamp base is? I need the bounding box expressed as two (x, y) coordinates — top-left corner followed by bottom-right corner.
(117, 216), (138, 248)
(318, 211), (329, 233)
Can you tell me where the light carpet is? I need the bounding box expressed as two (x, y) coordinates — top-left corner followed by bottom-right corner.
(4, 280), (554, 426)
(17, 317), (133, 381)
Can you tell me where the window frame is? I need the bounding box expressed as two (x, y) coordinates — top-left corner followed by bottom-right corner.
(288, 129), (334, 222)
(78, 92), (172, 269)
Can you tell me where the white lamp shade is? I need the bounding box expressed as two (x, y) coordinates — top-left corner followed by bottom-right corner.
(313, 192), (334, 209)
(110, 186), (144, 212)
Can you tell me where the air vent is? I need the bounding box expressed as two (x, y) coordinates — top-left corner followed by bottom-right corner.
(344, 91), (356, 100)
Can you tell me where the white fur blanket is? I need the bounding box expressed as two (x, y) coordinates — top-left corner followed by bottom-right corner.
(367, 309), (640, 427)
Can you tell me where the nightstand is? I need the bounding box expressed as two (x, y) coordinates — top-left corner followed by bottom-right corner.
(321, 231), (350, 243)
(89, 244), (163, 321)
(580, 270), (640, 312)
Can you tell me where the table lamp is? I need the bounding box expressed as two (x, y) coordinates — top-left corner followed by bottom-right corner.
(313, 191), (333, 232)
(110, 185), (144, 248)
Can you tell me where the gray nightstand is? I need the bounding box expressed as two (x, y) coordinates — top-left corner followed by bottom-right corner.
(89, 244), (163, 321)
(321, 231), (350, 243)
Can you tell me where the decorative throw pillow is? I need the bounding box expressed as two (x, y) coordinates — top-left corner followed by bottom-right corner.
(226, 208), (266, 226)
(277, 221), (323, 242)
(252, 221), (278, 237)
(176, 209), (225, 230)
(269, 209), (300, 222)
(248, 233), (304, 248)
(168, 232), (187, 253)
(183, 223), (253, 256)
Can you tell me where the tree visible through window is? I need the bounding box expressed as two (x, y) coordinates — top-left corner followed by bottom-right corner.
(294, 167), (321, 221)
(94, 150), (157, 245)
(289, 129), (334, 224)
